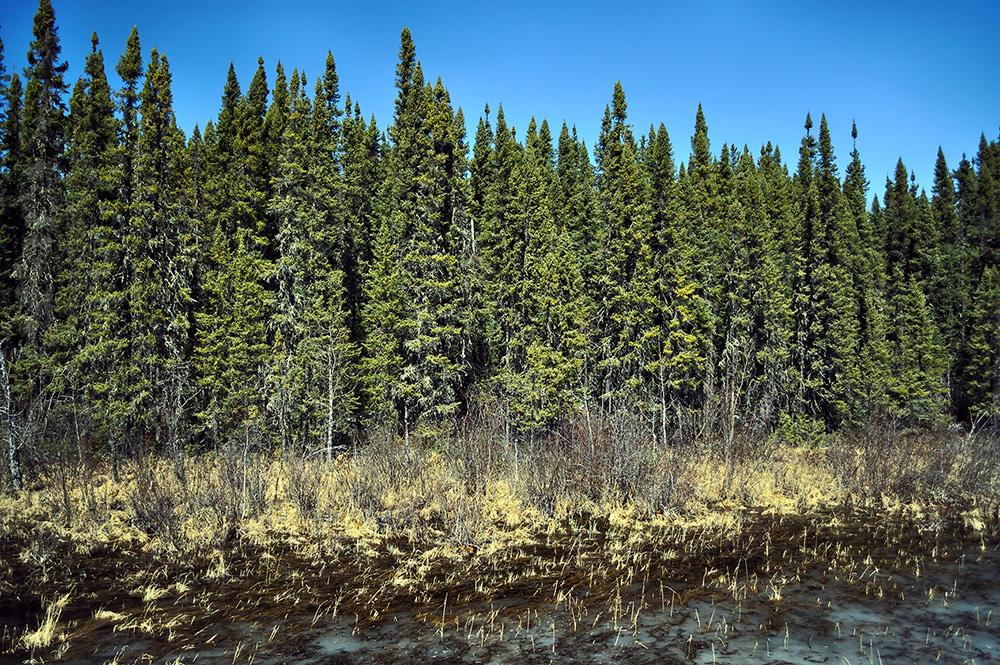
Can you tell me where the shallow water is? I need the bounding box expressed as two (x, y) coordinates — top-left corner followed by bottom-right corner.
(7, 513), (999, 664)
(264, 543), (998, 664)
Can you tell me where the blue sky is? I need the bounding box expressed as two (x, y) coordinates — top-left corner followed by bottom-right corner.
(2, 0), (998, 197)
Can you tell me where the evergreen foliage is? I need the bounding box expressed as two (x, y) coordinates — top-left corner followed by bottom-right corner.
(0, 10), (997, 479)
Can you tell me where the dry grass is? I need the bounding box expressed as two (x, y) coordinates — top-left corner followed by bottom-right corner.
(1, 424), (998, 562)
(19, 592), (70, 651)
(2, 421), (999, 662)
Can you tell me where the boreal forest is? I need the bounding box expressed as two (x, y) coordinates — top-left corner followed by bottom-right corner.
(2, 1), (999, 490)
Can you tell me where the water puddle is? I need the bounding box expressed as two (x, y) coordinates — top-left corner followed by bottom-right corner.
(9, 514), (999, 664)
(290, 543), (1000, 664)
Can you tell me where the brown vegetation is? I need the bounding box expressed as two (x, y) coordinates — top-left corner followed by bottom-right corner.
(1, 417), (999, 662)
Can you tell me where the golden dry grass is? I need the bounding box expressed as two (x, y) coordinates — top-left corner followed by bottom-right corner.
(19, 592), (69, 650)
(2, 426), (999, 662)
(1, 428), (997, 566)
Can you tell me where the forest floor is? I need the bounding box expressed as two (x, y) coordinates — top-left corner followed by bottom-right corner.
(1, 429), (999, 663)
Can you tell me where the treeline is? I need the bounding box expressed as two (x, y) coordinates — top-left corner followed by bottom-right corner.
(2, 2), (999, 487)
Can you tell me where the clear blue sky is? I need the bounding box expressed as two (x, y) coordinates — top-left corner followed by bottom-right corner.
(2, 0), (998, 197)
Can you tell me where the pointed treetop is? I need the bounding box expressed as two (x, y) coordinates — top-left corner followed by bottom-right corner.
(818, 113), (837, 177)
(322, 50), (340, 115)
(116, 26), (141, 84)
(27, 0), (62, 65)
(804, 112), (813, 133)
(612, 80), (627, 124)
(691, 102), (711, 176)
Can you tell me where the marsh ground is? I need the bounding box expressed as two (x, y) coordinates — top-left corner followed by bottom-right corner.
(2, 428), (999, 663)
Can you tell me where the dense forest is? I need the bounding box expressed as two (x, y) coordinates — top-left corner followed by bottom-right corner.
(1, 1), (999, 490)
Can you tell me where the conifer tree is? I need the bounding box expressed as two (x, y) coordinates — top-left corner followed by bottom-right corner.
(86, 26), (142, 476)
(128, 49), (193, 452)
(0, 64), (24, 332)
(554, 122), (599, 293)
(787, 114), (865, 428)
(971, 134), (1000, 274)
(49, 33), (118, 440)
(929, 147), (972, 404)
(115, 26), (141, 216)
(265, 59), (358, 453)
(341, 98), (381, 339)
(594, 82), (659, 415)
(844, 122), (890, 418)
(886, 276), (947, 425)
(506, 119), (586, 431)
(363, 29), (468, 438)
(963, 266), (1000, 426)
(645, 122), (675, 257)
(15, 0), (68, 351)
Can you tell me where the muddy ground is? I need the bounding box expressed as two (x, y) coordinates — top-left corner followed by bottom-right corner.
(2, 506), (998, 664)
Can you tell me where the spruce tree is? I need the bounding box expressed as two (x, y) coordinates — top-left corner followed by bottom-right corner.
(594, 82), (658, 415)
(886, 276), (947, 426)
(554, 122), (600, 296)
(341, 98), (381, 339)
(265, 58), (358, 454)
(844, 122), (890, 419)
(49, 33), (118, 441)
(15, 0), (68, 350)
(0, 66), (24, 332)
(964, 266), (1000, 426)
(930, 147), (971, 408)
(362, 29), (468, 438)
(129, 49), (193, 452)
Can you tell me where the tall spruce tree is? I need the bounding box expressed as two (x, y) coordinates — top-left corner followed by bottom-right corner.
(15, 0), (68, 353)
(844, 122), (890, 419)
(129, 49), (193, 452)
(362, 29), (468, 438)
(49, 33), (118, 444)
(964, 266), (1000, 426)
(0, 61), (24, 333)
(594, 82), (659, 416)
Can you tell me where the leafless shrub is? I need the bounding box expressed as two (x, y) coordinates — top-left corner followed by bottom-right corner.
(283, 452), (323, 519)
(191, 463), (240, 547)
(128, 457), (182, 550)
(827, 420), (977, 503)
(517, 412), (659, 514)
(18, 522), (63, 578)
(519, 434), (568, 516)
(216, 442), (269, 521)
(448, 400), (506, 495)
(947, 427), (1000, 506)
(345, 429), (432, 529)
(637, 447), (699, 515)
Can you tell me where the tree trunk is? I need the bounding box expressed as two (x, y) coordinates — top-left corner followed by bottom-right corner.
(1, 340), (22, 490)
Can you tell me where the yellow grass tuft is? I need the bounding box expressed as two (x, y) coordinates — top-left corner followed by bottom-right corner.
(20, 593), (70, 650)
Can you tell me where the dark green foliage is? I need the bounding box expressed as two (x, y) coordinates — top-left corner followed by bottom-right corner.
(964, 266), (1000, 425)
(0, 65), (24, 330)
(361, 30), (469, 439)
(2, 10), (998, 479)
(16, 0), (69, 347)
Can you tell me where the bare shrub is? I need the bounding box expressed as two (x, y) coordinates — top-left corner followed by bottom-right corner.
(519, 434), (568, 516)
(826, 420), (977, 503)
(216, 442), (269, 521)
(283, 452), (323, 519)
(946, 428), (1000, 505)
(183, 444), (271, 547)
(637, 446), (699, 515)
(128, 457), (182, 549)
(346, 429), (432, 529)
(517, 412), (657, 514)
(448, 401), (506, 496)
